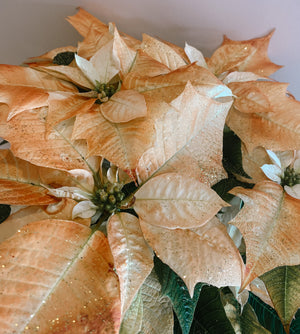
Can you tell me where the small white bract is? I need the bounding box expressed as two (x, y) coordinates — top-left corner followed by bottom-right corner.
(261, 150), (300, 199)
(45, 166), (127, 219)
(45, 169), (98, 219)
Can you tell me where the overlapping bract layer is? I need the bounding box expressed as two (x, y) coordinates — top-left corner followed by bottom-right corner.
(0, 7), (299, 334)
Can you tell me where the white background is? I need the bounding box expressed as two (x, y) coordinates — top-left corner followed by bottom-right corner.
(0, 0), (299, 98)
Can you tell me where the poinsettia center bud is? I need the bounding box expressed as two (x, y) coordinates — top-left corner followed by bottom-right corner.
(94, 81), (120, 104)
(92, 182), (125, 214)
(281, 166), (300, 187)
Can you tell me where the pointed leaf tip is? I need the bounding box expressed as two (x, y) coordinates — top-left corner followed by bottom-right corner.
(135, 173), (228, 229)
(108, 213), (153, 318)
(229, 181), (300, 288)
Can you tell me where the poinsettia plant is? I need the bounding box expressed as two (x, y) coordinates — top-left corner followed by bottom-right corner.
(0, 8), (299, 334)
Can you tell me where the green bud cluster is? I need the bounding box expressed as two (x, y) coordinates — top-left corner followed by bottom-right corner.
(92, 182), (125, 214)
(95, 82), (118, 104)
(281, 166), (300, 187)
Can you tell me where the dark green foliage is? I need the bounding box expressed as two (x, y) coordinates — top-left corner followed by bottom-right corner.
(188, 285), (235, 334)
(212, 127), (254, 203)
(249, 292), (300, 334)
(173, 312), (183, 334)
(53, 51), (75, 65)
(248, 292), (285, 334)
(154, 257), (203, 334)
(290, 309), (300, 334)
(223, 127), (251, 178)
(121, 181), (138, 197)
(0, 204), (11, 223)
(241, 303), (271, 333)
(212, 177), (254, 203)
(173, 285), (236, 333)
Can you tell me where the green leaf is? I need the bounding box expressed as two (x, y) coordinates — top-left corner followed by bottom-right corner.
(223, 128), (251, 178)
(120, 292), (143, 334)
(241, 303), (271, 333)
(290, 309), (300, 334)
(0, 204), (10, 223)
(260, 265), (300, 332)
(220, 288), (271, 333)
(120, 270), (174, 334)
(189, 285), (235, 334)
(139, 270), (174, 333)
(248, 292), (286, 334)
(154, 256), (203, 334)
(212, 177), (254, 203)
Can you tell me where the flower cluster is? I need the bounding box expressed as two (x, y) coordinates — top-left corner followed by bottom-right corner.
(261, 150), (300, 199)
(0, 8), (299, 334)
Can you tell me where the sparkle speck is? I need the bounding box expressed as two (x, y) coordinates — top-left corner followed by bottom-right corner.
(72, 320), (76, 323)
(1, 265), (5, 268)
(15, 323), (18, 327)
(17, 230), (21, 233)
(36, 326), (40, 330)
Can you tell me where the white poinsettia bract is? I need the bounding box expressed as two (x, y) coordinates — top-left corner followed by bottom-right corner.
(261, 149), (300, 199)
